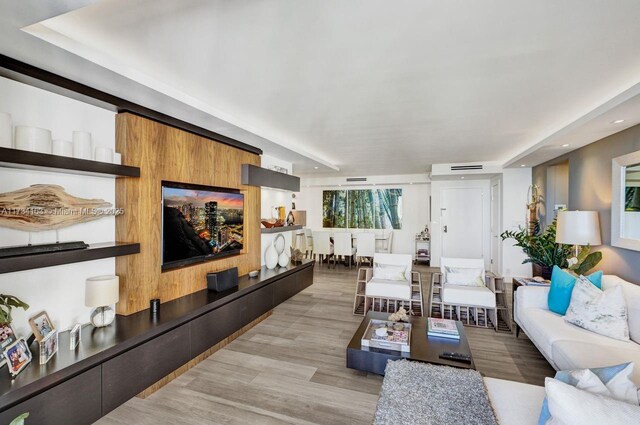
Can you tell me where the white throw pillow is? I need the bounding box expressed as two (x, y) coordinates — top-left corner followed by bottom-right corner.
(564, 275), (630, 341)
(373, 263), (407, 281)
(444, 266), (484, 286)
(545, 378), (640, 425)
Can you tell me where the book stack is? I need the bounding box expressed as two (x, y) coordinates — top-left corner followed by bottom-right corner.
(427, 318), (460, 340)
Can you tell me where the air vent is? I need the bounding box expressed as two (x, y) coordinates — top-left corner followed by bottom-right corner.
(450, 165), (483, 171)
(346, 177), (367, 182)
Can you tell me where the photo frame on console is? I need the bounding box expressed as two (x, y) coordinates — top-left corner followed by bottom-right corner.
(39, 330), (58, 365)
(3, 337), (32, 376)
(0, 323), (16, 368)
(29, 311), (55, 342)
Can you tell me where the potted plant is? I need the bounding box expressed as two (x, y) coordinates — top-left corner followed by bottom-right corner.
(10, 413), (29, 425)
(0, 294), (29, 325)
(501, 218), (602, 279)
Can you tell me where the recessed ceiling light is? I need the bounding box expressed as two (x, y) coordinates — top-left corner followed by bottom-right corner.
(409, 182), (413, 185)
(314, 166), (318, 169)
(520, 164), (526, 167)
(561, 144), (570, 147)
(461, 176), (465, 179)
(338, 184), (342, 187)
(612, 119), (625, 124)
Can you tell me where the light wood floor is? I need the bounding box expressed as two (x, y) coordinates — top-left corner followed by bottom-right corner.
(97, 264), (554, 425)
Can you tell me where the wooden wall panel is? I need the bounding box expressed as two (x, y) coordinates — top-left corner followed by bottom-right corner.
(115, 113), (261, 315)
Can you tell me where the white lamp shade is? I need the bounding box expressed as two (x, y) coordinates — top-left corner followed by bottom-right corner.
(556, 210), (602, 245)
(85, 275), (119, 307)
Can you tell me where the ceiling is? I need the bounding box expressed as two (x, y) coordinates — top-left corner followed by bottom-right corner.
(6, 1), (640, 176)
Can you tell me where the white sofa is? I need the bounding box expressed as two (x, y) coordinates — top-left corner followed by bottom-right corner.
(514, 274), (640, 385)
(485, 377), (545, 425)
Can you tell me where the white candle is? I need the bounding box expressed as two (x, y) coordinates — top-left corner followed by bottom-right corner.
(72, 131), (93, 160)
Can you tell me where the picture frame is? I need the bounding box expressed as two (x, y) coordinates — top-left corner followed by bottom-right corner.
(39, 330), (58, 365)
(0, 323), (17, 368)
(69, 323), (81, 350)
(3, 337), (32, 376)
(28, 311), (55, 342)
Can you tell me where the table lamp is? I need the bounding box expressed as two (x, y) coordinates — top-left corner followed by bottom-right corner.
(85, 275), (119, 327)
(555, 210), (602, 256)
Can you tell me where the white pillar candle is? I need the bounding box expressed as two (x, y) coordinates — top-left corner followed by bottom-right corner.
(94, 146), (114, 163)
(52, 139), (73, 157)
(0, 112), (11, 148)
(14, 126), (52, 153)
(72, 131), (93, 160)
(113, 152), (122, 165)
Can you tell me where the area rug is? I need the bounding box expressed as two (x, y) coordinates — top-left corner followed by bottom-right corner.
(373, 360), (497, 425)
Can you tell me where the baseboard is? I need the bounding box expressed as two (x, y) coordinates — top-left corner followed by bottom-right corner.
(136, 310), (273, 399)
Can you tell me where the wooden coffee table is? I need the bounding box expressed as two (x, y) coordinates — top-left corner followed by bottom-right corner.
(346, 312), (475, 375)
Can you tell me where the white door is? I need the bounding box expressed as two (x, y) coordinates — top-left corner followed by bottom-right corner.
(441, 187), (483, 258)
(490, 179), (502, 274)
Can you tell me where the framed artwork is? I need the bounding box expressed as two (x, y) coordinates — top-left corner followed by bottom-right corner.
(3, 337), (32, 376)
(322, 188), (403, 229)
(29, 311), (55, 342)
(39, 330), (58, 365)
(0, 324), (17, 368)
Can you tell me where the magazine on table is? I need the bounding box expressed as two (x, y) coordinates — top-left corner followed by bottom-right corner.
(427, 318), (459, 335)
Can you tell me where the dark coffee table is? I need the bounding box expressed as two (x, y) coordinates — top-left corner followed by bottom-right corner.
(346, 312), (475, 375)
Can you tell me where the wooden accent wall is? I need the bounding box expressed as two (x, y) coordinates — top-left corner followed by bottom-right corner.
(115, 113), (261, 315)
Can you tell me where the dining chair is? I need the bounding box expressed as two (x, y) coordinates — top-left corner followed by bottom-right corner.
(312, 231), (333, 267)
(333, 232), (356, 268)
(355, 232), (376, 269)
(377, 230), (393, 253)
(304, 228), (314, 259)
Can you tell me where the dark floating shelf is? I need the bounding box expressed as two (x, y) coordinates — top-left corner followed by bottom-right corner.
(241, 164), (300, 191)
(0, 147), (140, 178)
(261, 225), (303, 234)
(0, 242), (140, 274)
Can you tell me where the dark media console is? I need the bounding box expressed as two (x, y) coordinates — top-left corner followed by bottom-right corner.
(0, 261), (314, 425)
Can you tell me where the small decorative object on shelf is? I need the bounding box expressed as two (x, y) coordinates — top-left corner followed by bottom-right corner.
(248, 270), (259, 278)
(150, 298), (160, 315)
(264, 239), (279, 270)
(72, 131), (92, 160)
(28, 310), (54, 342)
(0, 184), (112, 231)
(261, 219), (284, 228)
(85, 275), (119, 327)
(39, 329), (58, 365)
(14, 126), (51, 154)
(361, 319), (411, 352)
(69, 323), (81, 350)
(388, 307), (408, 323)
(290, 247), (304, 264)
(3, 337), (32, 377)
(286, 210), (295, 226)
(52, 139), (73, 157)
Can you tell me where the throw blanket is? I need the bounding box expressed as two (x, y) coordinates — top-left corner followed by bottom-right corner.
(373, 360), (498, 425)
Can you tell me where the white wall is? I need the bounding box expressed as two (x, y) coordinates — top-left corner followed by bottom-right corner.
(430, 178), (491, 269)
(295, 174), (431, 256)
(501, 168), (533, 281)
(259, 154), (295, 266)
(0, 76), (116, 337)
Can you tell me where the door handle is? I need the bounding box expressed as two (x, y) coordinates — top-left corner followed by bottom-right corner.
(443, 225), (448, 233)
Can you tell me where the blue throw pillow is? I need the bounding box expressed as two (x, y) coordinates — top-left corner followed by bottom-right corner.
(537, 363), (633, 425)
(547, 265), (602, 315)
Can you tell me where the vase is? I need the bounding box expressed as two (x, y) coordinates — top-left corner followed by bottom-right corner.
(265, 241), (278, 269)
(274, 233), (286, 255)
(532, 263), (553, 280)
(278, 250), (290, 267)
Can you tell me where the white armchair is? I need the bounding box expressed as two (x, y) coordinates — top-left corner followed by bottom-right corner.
(353, 253), (424, 316)
(429, 257), (500, 330)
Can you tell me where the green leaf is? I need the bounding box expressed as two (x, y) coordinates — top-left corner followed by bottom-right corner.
(574, 251), (603, 275)
(0, 294), (29, 325)
(10, 413), (29, 425)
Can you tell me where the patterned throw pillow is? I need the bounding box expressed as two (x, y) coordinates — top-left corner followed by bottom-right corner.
(444, 267), (484, 286)
(537, 362), (639, 425)
(564, 275), (629, 341)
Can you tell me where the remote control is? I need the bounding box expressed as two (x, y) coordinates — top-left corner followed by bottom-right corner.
(439, 351), (472, 363)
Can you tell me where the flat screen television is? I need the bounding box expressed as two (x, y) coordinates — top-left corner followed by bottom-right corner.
(161, 181), (244, 270)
